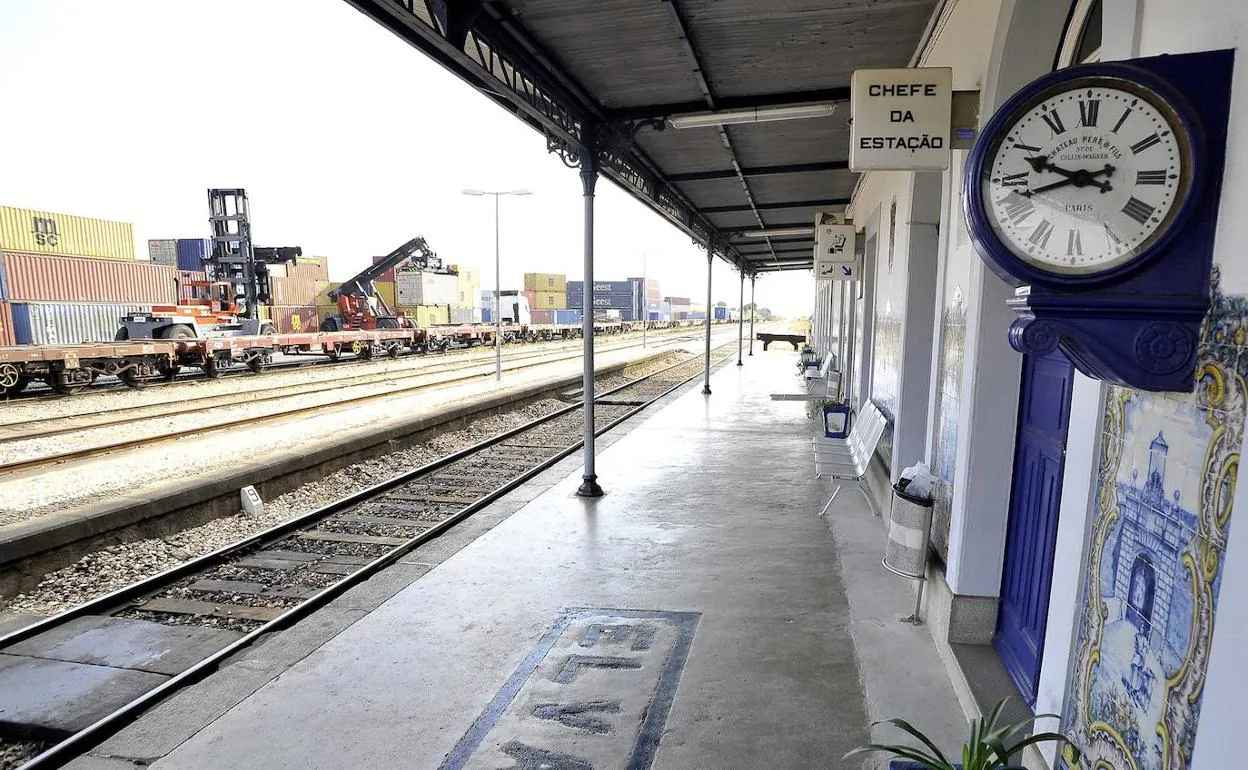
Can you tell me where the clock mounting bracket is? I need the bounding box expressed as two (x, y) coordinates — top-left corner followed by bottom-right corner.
(965, 49), (1234, 392)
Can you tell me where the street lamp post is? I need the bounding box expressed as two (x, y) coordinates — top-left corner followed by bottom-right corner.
(462, 188), (532, 383)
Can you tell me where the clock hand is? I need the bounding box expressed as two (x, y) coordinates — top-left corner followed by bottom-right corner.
(1024, 165), (1117, 196)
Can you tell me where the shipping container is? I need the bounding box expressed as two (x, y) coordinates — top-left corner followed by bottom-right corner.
(567, 292), (637, 309)
(372, 254), (397, 284)
(0, 206), (136, 261)
(567, 280), (635, 295)
(551, 309), (579, 325)
(148, 239), (178, 267)
(11, 302), (147, 345)
(688, 311), (707, 321)
(523, 272), (567, 293)
(397, 271), (458, 306)
(374, 281), (396, 308)
(664, 296), (691, 306)
(481, 306), (491, 323)
(0, 252), (8, 300)
(266, 305), (319, 334)
(628, 277), (662, 301)
(315, 281), (342, 307)
(269, 262), (325, 306)
(531, 291), (566, 310)
(714, 306), (728, 321)
(530, 309), (554, 325)
(0, 252), (178, 304)
(175, 238), (211, 272)
(448, 307), (481, 324)
(398, 304), (449, 327)
(456, 266), (482, 307)
(0, 301), (12, 346)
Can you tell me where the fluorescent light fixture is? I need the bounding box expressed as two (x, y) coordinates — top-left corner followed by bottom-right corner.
(739, 227), (815, 238)
(668, 103), (836, 130)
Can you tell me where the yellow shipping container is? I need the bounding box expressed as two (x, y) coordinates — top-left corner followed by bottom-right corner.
(373, 281), (396, 308)
(532, 290), (566, 310)
(396, 305), (450, 327)
(523, 272), (566, 293)
(0, 205), (136, 261)
(314, 280), (337, 306)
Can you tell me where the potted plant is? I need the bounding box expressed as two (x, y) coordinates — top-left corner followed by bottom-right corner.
(843, 698), (1079, 769)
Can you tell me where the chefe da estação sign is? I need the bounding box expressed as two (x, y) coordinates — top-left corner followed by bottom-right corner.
(815, 213), (858, 280)
(851, 67), (953, 171)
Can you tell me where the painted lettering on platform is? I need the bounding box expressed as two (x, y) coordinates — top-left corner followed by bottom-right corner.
(441, 609), (700, 770)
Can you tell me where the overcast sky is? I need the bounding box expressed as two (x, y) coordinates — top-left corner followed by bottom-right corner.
(0, 0), (813, 314)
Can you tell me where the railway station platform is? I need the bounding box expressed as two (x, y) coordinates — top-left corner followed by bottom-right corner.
(68, 351), (967, 769)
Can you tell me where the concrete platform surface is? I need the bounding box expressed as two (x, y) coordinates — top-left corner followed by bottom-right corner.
(71, 352), (966, 769)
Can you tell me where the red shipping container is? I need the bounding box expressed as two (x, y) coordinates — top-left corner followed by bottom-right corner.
(372, 254), (395, 284)
(0, 301), (13, 346)
(530, 309), (554, 324)
(1, 251), (178, 304)
(267, 305), (319, 334)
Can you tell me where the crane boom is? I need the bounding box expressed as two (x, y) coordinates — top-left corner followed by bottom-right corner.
(331, 237), (441, 301)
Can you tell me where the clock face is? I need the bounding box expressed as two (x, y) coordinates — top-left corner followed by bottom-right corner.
(981, 77), (1193, 276)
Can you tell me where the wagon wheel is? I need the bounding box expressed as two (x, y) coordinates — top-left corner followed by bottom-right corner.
(4, 376), (30, 397)
(0, 363), (21, 391)
(156, 358), (181, 381)
(118, 366), (150, 389)
(386, 342), (402, 359)
(247, 352), (272, 374)
(203, 355), (226, 379)
(325, 344), (341, 362)
(49, 370), (94, 396)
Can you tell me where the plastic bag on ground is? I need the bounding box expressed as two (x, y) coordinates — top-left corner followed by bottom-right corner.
(897, 461), (936, 500)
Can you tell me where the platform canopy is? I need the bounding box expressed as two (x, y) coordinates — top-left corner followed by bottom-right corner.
(347, 0), (940, 273)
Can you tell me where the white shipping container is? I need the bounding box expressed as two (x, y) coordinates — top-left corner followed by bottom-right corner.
(397, 271), (459, 306)
(148, 239), (178, 267)
(12, 302), (148, 345)
(449, 307), (482, 324)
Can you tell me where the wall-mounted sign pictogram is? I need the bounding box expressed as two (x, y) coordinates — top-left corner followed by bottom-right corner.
(964, 50), (1235, 392)
(815, 212), (858, 280)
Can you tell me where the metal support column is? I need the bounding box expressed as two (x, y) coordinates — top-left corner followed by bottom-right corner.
(736, 271), (744, 366)
(748, 275), (756, 356)
(493, 194), (502, 383)
(702, 239), (713, 395)
(576, 144), (604, 498)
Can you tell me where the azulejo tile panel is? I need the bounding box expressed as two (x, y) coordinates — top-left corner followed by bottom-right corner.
(872, 303), (902, 419)
(1062, 274), (1241, 770)
(930, 292), (967, 561)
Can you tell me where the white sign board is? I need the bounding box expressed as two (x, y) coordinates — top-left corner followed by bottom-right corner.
(814, 214), (858, 281)
(850, 67), (953, 171)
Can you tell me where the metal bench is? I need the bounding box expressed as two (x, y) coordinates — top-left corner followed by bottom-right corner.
(812, 400), (887, 516)
(770, 352), (841, 402)
(756, 332), (806, 351)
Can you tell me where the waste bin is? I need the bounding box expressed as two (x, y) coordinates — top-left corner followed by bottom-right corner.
(883, 483), (934, 579)
(882, 483), (934, 625)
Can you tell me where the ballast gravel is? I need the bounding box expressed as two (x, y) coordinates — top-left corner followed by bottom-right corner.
(0, 351), (692, 616)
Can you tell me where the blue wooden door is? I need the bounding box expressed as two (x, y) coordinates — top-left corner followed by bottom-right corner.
(993, 350), (1074, 704)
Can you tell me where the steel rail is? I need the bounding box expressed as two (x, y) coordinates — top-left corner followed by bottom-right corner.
(9, 345), (736, 770)
(0, 332), (712, 475)
(0, 329), (708, 441)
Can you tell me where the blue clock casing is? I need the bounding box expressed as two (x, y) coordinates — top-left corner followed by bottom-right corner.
(964, 49), (1234, 392)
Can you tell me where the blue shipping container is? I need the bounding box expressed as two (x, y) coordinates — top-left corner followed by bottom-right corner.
(567, 292), (635, 309)
(481, 306), (491, 323)
(176, 238), (212, 272)
(553, 309), (581, 325)
(0, 251), (8, 300)
(11, 302), (148, 345)
(566, 280), (637, 296)
(713, 306), (728, 321)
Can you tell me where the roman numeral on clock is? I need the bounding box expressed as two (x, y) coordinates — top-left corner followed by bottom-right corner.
(1002, 192), (1036, 223)
(1029, 219), (1055, 248)
(1013, 142), (1042, 153)
(1067, 228), (1083, 256)
(1131, 133), (1161, 154)
(1122, 196), (1156, 225)
(1136, 169), (1168, 185)
(1078, 99), (1100, 127)
(1112, 108), (1133, 133)
(1000, 172), (1028, 188)
(1041, 109), (1066, 135)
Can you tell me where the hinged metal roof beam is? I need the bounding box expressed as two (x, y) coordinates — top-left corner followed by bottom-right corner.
(669, 160), (849, 182)
(738, 246), (815, 256)
(607, 87), (852, 122)
(729, 235), (812, 246)
(702, 197), (849, 214)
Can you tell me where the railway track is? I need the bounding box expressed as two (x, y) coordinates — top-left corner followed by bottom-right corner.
(0, 344), (736, 770)
(0, 330), (709, 473)
(4, 325), (704, 403)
